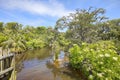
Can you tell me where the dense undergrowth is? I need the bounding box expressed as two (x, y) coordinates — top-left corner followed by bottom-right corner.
(69, 41), (120, 80)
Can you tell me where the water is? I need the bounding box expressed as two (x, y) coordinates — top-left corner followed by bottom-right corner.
(16, 48), (83, 80)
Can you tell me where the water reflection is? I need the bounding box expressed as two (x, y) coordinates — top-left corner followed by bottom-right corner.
(46, 60), (82, 80)
(16, 48), (82, 80)
(23, 48), (52, 60)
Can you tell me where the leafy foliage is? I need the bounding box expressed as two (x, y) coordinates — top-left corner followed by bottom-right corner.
(26, 38), (45, 49)
(0, 22), (54, 53)
(56, 7), (108, 44)
(69, 41), (120, 80)
(0, 7), (120, 79)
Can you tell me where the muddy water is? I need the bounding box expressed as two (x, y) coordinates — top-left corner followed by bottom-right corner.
(16, 48), (82, 80)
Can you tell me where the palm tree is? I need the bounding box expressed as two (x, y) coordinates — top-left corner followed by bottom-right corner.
(1, 33), (26, 54)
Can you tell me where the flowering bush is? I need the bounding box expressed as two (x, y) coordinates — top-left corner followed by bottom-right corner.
(69, 41), (120, 80)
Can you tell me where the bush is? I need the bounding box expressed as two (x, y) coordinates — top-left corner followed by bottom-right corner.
(26, 39), (45, 49)
(69, 41), (120, 80)
(0, 33), (7, 45)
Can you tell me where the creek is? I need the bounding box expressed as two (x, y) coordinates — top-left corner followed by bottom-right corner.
(16, 48), (82, 80)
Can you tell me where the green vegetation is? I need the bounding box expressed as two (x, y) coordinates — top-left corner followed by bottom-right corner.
(0, 23), (52, 53)
(0, 22), (67, 54)
(69, 41), (120, 80)
(56, 7), (120, 80)
(0, 7), (120, 79)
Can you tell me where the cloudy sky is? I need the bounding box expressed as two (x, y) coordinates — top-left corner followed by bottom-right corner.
(0, 0), (120, 27)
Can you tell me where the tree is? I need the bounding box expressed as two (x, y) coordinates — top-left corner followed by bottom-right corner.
(1, 33), (26, 54)
(5, 22), (18, 32)
(55, 7), (108, 44)
(36, 26), (47, 34)
(107, 19), (120, 40)
(0, 22), (4, 32)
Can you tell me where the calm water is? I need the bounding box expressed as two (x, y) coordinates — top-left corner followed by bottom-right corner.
(16, 48), (82, 80)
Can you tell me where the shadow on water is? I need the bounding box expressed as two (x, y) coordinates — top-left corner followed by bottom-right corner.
(16, 48), (83, 80)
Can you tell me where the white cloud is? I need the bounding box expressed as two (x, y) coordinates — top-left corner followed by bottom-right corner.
(0, 0), (72, 17)
(0, 8), (46, 27)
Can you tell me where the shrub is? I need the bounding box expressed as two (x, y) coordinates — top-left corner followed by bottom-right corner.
(26, 39), (45, 49)
(69, 41), (120, 80)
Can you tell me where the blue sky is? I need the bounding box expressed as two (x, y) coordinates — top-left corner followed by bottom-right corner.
(0, 0), (120, 27)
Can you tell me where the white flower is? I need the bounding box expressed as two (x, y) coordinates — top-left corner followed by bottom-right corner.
(97, 73), (103, 77)
(99, 54), (104, 57)
(113, 57), (118, 61)
(100, 62), (103, 64)
(108, 70), (112, 72)
(105, 54), (110, 57)
(89, 75), (93, 79)
(90, 49), (94, 51)
(97, 50), (100, 52)
(105, 78), (108, 80)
